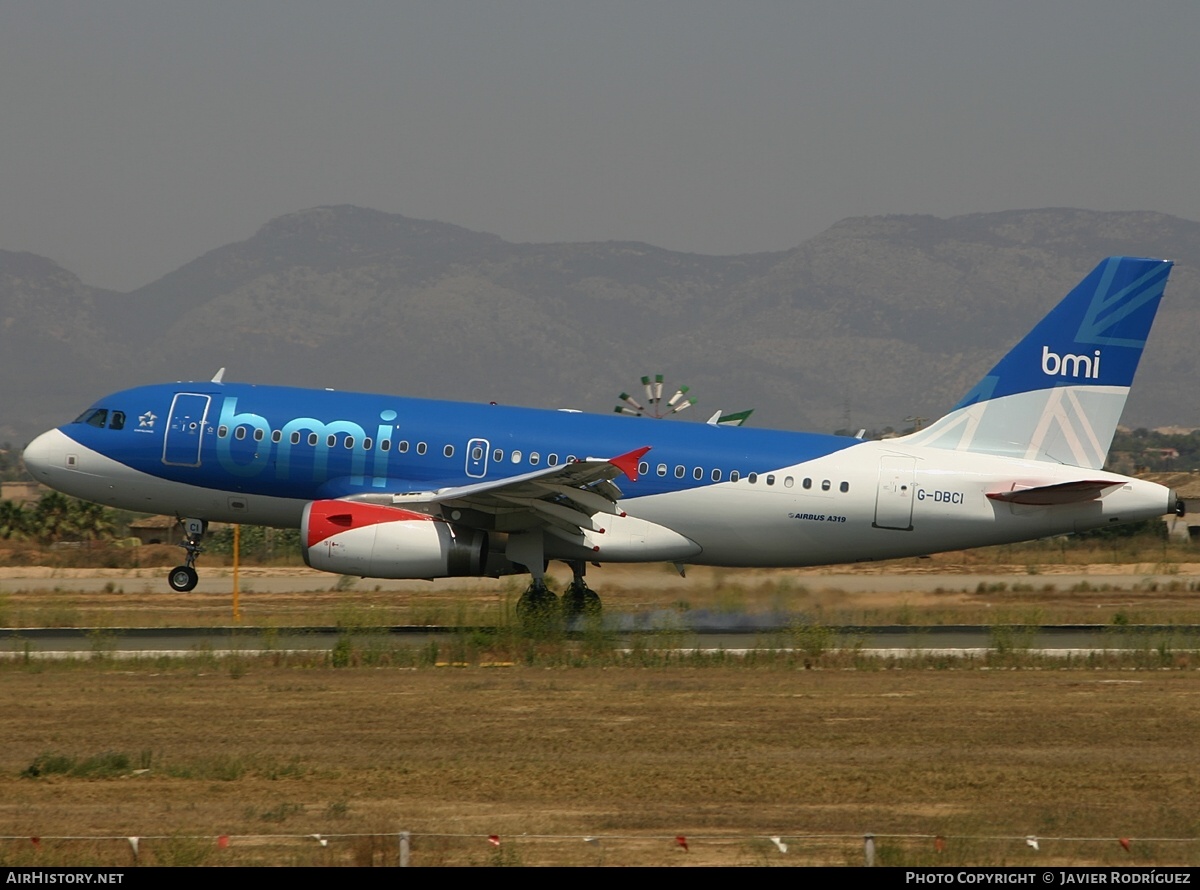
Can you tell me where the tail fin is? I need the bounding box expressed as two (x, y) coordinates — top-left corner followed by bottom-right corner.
(902, 256), (1172, 468)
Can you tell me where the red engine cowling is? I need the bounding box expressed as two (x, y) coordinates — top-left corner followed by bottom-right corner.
(302, 500), (488, 579)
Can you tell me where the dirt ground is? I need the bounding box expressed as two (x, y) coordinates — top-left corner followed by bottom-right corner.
(2, 552), (1200, 866)
(2, 663), (1199, 867)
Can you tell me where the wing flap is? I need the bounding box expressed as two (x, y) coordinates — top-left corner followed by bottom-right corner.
(350, 446), (651, 538)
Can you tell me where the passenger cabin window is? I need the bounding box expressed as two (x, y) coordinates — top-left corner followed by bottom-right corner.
(784, 476), (794, 488)
(803, 478), (812, 489)
(511, 450), (523, 463)
(493, 448), (504, 462)
(674, 465), (685, 478)
(529, 452), (540, 466)
(548, 454), (559, 466)
(766, 474), (776, 486)
(748, 473), (758, 484)
(822, 479), (831, 491)
(638, 461), (649, 476)
(840, 481), (850, 493)
(711, 469), (722, 482)
(290, 432), (302, 445)
(235, 427), (247, 440)
(416, 442), (427, 455)
(271, 430), (282, 443)
(397, 441), (408, 453)
(693, 467), (703, 480)
(326, 435), (336, 447)
(218, 426), (229, 438)
(307, 433), (318, 446)
(657, 463), (667, 477)
(730, 470), (740, 482)
(443, 445), (454, 458)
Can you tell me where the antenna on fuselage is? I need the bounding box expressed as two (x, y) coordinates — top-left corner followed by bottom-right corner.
(211, 368), (226, 384)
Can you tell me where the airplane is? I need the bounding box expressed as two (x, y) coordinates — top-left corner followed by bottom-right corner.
(21, 256), (1181, 615)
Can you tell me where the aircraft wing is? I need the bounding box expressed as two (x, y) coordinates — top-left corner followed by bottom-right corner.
(349, 446), (651, 536)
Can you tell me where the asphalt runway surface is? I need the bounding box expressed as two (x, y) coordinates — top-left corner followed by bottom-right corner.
(3, 623), (1197, 658)
(0, 568), (1191, 596)
(3, 566), (1196, 657)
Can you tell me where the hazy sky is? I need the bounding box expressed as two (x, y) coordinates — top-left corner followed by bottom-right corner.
(3, 1), (1198, 291)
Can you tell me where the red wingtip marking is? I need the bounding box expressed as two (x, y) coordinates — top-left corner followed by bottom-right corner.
(609, 445), (651, 481)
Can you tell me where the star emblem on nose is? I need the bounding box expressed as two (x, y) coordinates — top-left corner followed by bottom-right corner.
(139, 411), (157, 429)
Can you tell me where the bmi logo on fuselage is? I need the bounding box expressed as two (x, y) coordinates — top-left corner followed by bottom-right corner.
(214, 397), (396, 485)
(1041, 346), (1101, 379)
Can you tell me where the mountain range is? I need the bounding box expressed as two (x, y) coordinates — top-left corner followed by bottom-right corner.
(2, 205), (1198, 448)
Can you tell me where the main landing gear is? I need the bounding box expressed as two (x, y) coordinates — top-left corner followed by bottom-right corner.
(561, 560), (601, 618)
(516, 560), (602, 624)
(167, 518), (207, 592)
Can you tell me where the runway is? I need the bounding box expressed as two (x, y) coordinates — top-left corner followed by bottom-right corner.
(1, 568), (1192, 596)
(3, 622), (1197, 658)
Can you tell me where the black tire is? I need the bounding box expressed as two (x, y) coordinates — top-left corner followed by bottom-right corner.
(516, 583), (560, 633)
(517, 585), (558, 616)
(561, 583), (601, 618)
(168, 565), (198, 592)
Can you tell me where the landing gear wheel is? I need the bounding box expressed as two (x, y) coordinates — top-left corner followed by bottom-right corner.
(168, 565), (199, 592)
(517, 582), (559, 631)
(561, 581), (601, 619)
(169, 517), (208, 593)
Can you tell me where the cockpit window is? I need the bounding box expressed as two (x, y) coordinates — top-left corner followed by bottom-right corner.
(75, 409), (109, 428)
(73, 408), (126, 430)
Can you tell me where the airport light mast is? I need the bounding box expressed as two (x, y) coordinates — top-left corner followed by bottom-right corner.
(614, 374), (753, 426)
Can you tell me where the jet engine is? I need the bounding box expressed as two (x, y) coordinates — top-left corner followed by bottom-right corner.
(302, 500), (488, 579)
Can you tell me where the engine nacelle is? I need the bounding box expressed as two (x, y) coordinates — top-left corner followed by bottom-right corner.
(302, 500), (488, 579)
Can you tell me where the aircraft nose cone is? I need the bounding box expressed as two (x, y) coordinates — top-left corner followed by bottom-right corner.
(23, 429), (67, 480)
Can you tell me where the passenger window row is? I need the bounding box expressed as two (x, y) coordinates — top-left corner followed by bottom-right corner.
(639, 460), (850, 492)
(215, 426), (853, 491)
(215, 427), (583, 470)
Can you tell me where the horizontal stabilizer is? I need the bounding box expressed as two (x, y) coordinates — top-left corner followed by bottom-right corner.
(986, 480), (1121, 506)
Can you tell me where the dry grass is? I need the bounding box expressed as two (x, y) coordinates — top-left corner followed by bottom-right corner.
(1, 657), (1199, 866)
(3, 541), (1200, 865)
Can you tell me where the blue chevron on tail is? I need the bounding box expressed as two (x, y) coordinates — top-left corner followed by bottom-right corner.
(902, 256), (1172, 469)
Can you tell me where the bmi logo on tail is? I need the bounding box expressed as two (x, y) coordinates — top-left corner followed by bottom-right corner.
(1041, 346), (1101, 379)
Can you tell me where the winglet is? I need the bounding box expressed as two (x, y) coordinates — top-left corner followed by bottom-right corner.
(609, 446), (651, 482)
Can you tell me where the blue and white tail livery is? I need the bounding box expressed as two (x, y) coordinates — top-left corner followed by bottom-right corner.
(23, 257), (1180, 605)
(905, 257), (1171, 469)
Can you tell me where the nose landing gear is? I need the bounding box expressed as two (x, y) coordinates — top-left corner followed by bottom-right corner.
(167, 518), (207, 592)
